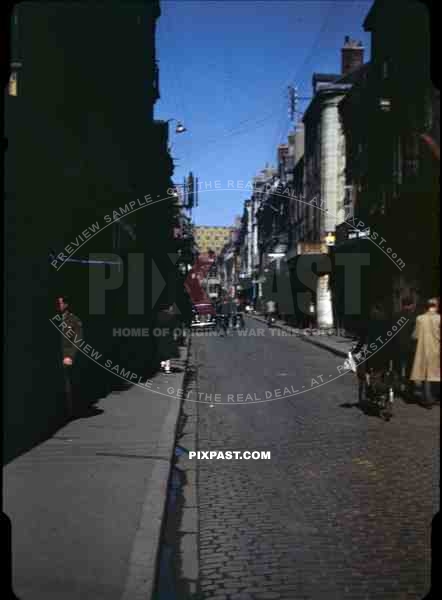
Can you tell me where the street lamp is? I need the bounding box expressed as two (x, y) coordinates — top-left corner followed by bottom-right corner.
(166, 118), (187, 134)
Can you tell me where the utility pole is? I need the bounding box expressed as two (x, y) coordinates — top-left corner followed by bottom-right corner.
(288, 85), (298, 124)
(288, 84), (311, 124)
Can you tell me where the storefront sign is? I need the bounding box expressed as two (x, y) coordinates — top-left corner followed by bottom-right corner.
(297, 242), (328, 255)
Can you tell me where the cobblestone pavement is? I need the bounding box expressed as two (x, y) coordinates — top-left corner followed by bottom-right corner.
(184, 320), (439, 600)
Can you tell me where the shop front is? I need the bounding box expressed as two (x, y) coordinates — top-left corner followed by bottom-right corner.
(286, 242), (333, 329)
(331, 234), (396, 335)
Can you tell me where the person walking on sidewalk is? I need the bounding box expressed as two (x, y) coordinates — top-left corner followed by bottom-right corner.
(215, 297), (225, 336)
(265, 298), (277, 326)
(56, 296), (83, 418)
(234, 297), (245, 329)
(410, 298), (440, 408)
(221, 296), (233, 335)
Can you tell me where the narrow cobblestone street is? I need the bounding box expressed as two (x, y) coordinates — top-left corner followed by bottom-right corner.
(3, 2), (439, 600)
(185, 321), (439, 599)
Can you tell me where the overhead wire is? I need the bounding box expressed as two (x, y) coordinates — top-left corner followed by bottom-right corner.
(169, 2), (319, 166)
(167, 1), (347, 181)
(185, 110), (280, 162)
(261, 0), (337, 171)
(290, 0), (358, 108)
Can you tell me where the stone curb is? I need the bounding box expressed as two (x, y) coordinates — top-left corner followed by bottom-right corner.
(121, 339), (191, 600)
(249, 314), (349, 358)
(176, 397), (200, 595)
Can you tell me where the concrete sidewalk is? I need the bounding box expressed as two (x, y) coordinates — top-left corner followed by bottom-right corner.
(4, 344), (189, 600)
(250, 313), (354, 358)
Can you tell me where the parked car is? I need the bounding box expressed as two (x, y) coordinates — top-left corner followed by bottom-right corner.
(191, 302), (216, 328)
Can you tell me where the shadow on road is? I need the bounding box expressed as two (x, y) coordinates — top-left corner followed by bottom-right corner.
(339, 401), (391, 420)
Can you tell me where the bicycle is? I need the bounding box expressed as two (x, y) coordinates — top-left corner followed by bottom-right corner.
(232, 312), (245, 330)
(348, 344), (396, 421)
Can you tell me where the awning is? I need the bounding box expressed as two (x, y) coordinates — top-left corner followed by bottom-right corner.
(285, 241), (328, 262)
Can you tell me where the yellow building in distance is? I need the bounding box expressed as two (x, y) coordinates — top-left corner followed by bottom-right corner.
(194, 226), (233, 255)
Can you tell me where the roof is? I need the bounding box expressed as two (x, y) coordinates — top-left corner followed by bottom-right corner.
(335, 61), (370, 85)
(363, 0), (383, 31)
(312, 73), (341, 84)
(303, 61), (369, 126)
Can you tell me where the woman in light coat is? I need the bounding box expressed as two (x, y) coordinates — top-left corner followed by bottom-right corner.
(410, 298), (440, 407)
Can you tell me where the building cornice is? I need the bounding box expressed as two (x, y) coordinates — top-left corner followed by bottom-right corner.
(304, 85), (352, 122)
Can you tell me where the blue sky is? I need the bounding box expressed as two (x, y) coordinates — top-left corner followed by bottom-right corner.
(155, 0), (373, 226)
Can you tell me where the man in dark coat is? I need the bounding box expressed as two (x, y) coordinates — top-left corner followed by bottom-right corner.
(221, 296), (234, 335)
(354, 303), (392, 374)
(215, 297), (225, 335)
(56, 296), (83, 417)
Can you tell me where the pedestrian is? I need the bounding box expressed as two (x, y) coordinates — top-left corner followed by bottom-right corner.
(353, 302), (393, 409)
(235, 297), (245, 329)
(394, 297), (417, 395)
(231, 296), (239, 328)
(221, 296), (232, 335)
(298, 294), (314, 329)
(56, 296), (83, 418)
(265, 298), (276, 319)
(355, 303), (392, 369)
(215, 297), (224, 335)
(410, 297), (440, 408)
(307, 299), (316, 329)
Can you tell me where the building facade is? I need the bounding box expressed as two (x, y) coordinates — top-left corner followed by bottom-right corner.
(335, 0), (438, 332)
(3, 0), (176, 462)
(194, 226), (234, 256)
(281, 38), (365, 329)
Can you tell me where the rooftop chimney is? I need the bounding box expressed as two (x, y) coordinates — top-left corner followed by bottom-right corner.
(341, 36), (364, 75)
